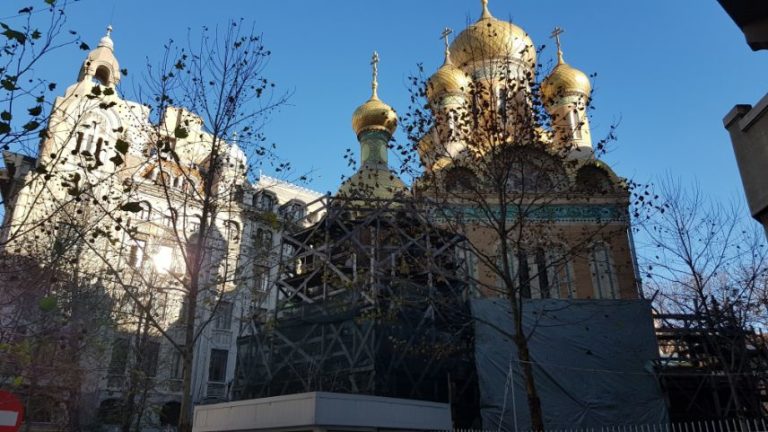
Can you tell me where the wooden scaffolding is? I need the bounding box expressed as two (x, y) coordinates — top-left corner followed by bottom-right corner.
(232, 196), (479, 425)
(654, 306), (768, 422)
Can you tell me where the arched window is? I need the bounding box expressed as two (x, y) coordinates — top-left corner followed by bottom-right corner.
(224, 220), (240, 243)
(499, 245), (572, 299)
(254, 192), (276, 211)
(95, 65), (112, 86)
(589, 242), (618, 299)
(548, 246), (575, 299)
(567, 109), (583, 140)
(445, 166), (478, 192)
(576, 165), (614, 193)
(159, 172), (171, 186)
(281, 201), (305, 222)
(138, 201), (152, 221)
(255, 228), (272, 250)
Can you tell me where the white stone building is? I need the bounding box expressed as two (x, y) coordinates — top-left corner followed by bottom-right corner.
(0, 28), (322, 429)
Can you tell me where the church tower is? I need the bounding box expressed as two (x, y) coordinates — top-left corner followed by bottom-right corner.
(541, 28), (594, 158)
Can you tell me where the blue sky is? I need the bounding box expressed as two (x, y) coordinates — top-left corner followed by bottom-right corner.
(6, 0), (767, 205)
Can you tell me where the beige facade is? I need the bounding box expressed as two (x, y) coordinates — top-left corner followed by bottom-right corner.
(0, 29), (322, 429)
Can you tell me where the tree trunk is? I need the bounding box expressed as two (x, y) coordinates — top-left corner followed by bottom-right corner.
(178, 278), (199, 432)
(511, 292), (544, 431)
(516, 335), (544, 431)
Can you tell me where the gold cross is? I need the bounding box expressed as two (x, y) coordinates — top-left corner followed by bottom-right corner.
(481, 0), (491, 18)
(551, 27), (565, 63)
(370, 51), (379, 99)
(440, 27), (453, 62)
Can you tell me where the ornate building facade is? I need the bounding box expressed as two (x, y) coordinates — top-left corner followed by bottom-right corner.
(0, 29), (322, 429)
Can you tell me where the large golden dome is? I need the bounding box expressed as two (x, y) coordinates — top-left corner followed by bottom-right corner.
(450, 1), (536, 69)
(541, 54), (591, 102)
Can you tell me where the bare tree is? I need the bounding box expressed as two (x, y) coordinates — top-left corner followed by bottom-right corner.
(0, 0), (88, 216)
(637, 178), (768, 419)
(1, 16), (291, 430)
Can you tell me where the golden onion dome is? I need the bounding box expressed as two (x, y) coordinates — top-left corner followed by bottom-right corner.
(541, 30), (591, 102)
(427, 40), (472, 103)
(450, 0), (536, 69)
(351, 95), (398, 136)
(352, 51), (397, 136)
(541, 61), (591, 101)
(427, 62), (472, 103)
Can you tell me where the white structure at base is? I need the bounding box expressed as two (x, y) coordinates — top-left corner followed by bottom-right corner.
(192, 392), (452, 432)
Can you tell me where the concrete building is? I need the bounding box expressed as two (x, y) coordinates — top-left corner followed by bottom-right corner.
(719, 1), (768, 234)
(0, 28), (322, 429)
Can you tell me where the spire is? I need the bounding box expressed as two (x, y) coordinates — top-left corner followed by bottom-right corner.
(370, 51), (379, 100)
(480, 0), (493, 19)
(98, 24), (114, 50)
(440, 27), (453, 65)
(77, 24), (121, 86)
(551, 26), (565, 65)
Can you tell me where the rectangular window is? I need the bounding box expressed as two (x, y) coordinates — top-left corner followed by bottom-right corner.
(590, 243), (617, 299)
(254, 265), (270, 292)
(141, 341), (161, 377)
(208, 349), (228, 383)
(128, 240), (146, 268)
(213, 301), (233, 330)
(171, 348), (184, 379)
(108, 338), (130, 375)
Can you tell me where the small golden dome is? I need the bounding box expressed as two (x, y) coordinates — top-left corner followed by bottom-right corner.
(427, 62), (472, 103)
(541, 60), (591, 102)
(352, 51), (398, 136)
(352, 96), (398, 136)
(450, 1), (536, 69)
(428, 29), (472, 103)
(541, 29), (591, 102)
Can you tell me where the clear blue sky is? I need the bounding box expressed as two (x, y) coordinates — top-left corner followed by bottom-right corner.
(6, 0), (767, 204)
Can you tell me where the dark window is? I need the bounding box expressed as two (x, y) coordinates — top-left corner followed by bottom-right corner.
(255, 228), (273, 250)
(254, 265), (269, 292)
(213, 302), (233, 330)
(141, 341), (160, 377)
(108, 338), (129, 375)
(171, 348), (184, 379)
(97, 399), (123, 425)
(208, 349), (228, 383)
(28, 395), (56, 423)
(256, 193), (275, 211)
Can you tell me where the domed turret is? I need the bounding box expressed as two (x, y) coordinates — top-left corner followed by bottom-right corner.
(541, 28), (593, 158)
(351, 52), (398, 137)
(427, 31), (472, 105)
(541, 40), (591, 102)
(340, 52), (407, 200)
(351, 97), (398, 136)
(77, 25), (121, 87)
(449, 0), (536, 70)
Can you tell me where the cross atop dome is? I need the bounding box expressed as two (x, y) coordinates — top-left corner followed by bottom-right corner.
(551, 26), (565, 64)
(370, 51), (379, 100)
(481, 0), (492, 19)
(440, 27), (453, 65)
